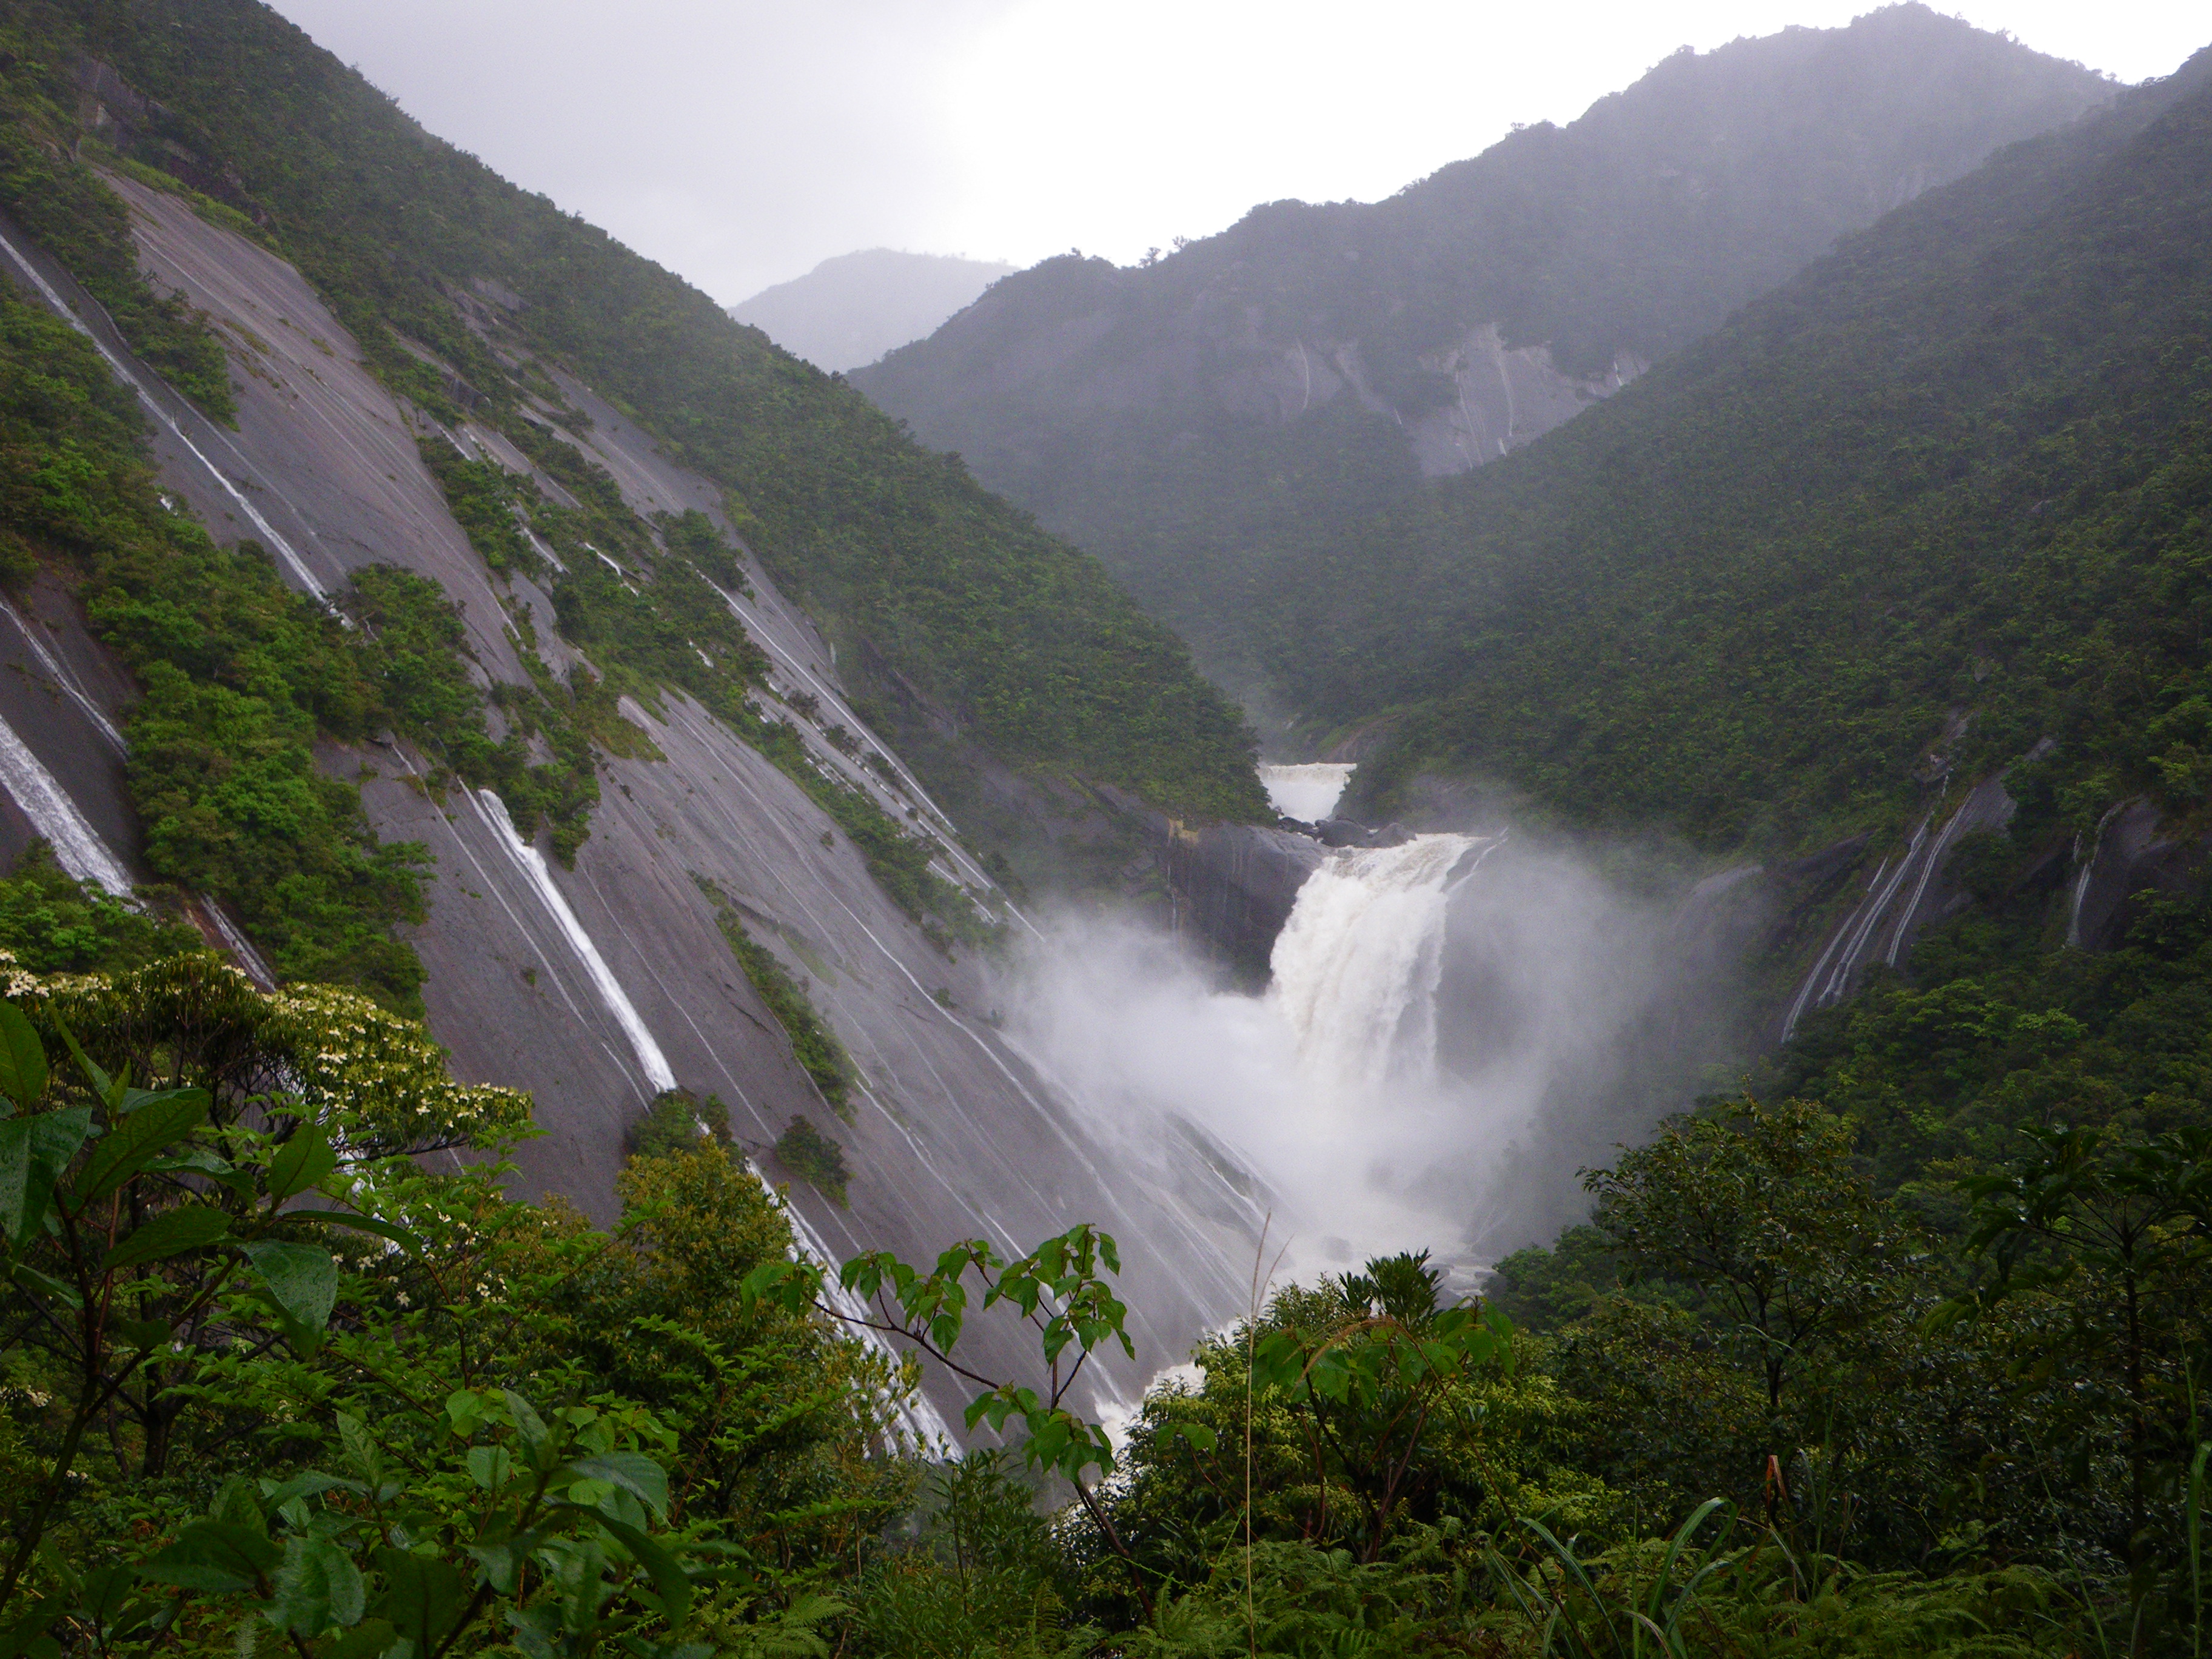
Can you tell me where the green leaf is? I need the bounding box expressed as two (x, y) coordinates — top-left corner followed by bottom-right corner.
(136, 1522), (280, 1593)
(290, 1210), (418, 1252)
(466, 1445), (512, 1494)
(0, 1108), (93, 1247)
(77, 1088), (212, 1205)
(0, 1597), (64, 1659)
(464, 1532), (545, 1597)
(260, 1471), (364, 1512)
(0, 1001), (47, 1115)
(269, 1121), (338, 1201)
(502, 1389), (551, 1458)
(104, 1203), (231, 1272)
(243, 1240), (339, 1334)
(1173, 1421), (1218, 1453)
(563, 1452), (668, 1518)
(370, 1550), (467, 1655)
(115, 1318), (174, 1352)
(51, 1019), (112, 1107)
(269, 1535), (366, 1636)
(313, 1617), (395, 1659)
(335, 1413), (381, 1481)
(7, 1259), (81, 1309)
(551, 1506), (691, 1626)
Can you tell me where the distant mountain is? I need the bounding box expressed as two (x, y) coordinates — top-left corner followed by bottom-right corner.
(1289, 43), (2212, 856)
(856, 6), (2114, 702)
(730, 249), (1014, 372)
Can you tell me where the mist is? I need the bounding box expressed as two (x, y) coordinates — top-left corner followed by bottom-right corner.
(992, 825), (1735, 1298)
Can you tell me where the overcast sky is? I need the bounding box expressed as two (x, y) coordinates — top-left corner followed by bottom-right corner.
(266, 0), (2202, 307)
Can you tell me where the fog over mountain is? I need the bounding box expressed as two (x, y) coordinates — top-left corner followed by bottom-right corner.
(729, 249), (1016, 372)
(857, 5), (2115, 714)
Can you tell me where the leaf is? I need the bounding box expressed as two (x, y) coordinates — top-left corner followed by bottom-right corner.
(502, 1389), (551, 1458)
(143, 1145), (252, 1197)
(369, 1551), (468, 1655)
(1173, 1421), (1218, 1453)
(292, 1210), (418, 1252)
(269, 1121), (338, 1201)
(551, 1506), (691, 1626)
(243, 1240), (339, 1335)
(104, 1203), (231, 1271)
(136, 1522), (281, 1593)
(211, 1473), (266, 1532)
(0, 1597), (64, 1659)
(115, 1318), (173, 1352)
(466, 1445), (512, 1494)
(0, 1000), (46, 1114)
(269, 1535), (366, 1636)
(260, 1471), (364, 1512)
(50, 1019), (112, 1106)
(7, 1259), (81, 1309)
(78, 1089), (212, 1205)
(0, 1108), (93, 1247)
(465, 1533), (543, 1598)
(335, 1413), (382, 1481)
(564, 1452), (668, 1519)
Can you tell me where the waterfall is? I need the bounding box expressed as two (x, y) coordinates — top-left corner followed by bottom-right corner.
(1, 598), (125, 753)
(1258, 762), (1355, 823)
(468, 789), (675, 1093)
(1268, 834), (1483, 1093)
(0, 227), (327, 598)
(0, 712), (132, 894)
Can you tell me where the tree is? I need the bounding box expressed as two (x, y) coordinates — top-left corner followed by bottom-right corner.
(1949, 1122), (2212, 1633)
(1585, 1100), (1909, 1429)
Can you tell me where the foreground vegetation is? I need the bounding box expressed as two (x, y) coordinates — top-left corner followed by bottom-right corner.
(0, 854), (2204, 1656)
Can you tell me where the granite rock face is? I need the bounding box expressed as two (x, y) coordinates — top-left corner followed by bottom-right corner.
(0, 177), (1267, 1436)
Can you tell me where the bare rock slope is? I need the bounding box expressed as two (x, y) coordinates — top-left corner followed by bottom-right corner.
(0, 176), (1264, 1434)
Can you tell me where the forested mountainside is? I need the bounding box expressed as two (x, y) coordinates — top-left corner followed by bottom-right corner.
(730, 249), (1017, 373)
(858, 5), (2112, 695)
(0, 0), (1282, 1456)
(28, 0), (1263, 834)
(1297, 46), (2212, 855)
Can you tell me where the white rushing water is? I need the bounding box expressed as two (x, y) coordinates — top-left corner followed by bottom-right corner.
(1011, 822), (1676, 1281)
(1269, 834), (1481, 1091)
(1258, 762), (1356, 823)
(0, 712), (133, 894)
(0, 227), (328, 598)
(469, 789), (675, 1093)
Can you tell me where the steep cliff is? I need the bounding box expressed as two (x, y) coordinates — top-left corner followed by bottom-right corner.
(0, 3), (1275, 1429)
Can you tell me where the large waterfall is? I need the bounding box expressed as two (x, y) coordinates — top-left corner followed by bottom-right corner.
(1010, 819), (1680, 1282)
(1270, 835), (1483, 1091)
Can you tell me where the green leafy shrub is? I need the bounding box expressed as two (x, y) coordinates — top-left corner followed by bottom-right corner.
(774, 1113), (851, 1207)
(0, 842), (201, 972)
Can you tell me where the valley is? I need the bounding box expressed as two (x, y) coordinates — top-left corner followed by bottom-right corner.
(0, 0), (2207, 1652)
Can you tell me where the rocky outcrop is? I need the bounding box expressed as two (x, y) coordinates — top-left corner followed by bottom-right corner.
(2068, 800), (2212, 951)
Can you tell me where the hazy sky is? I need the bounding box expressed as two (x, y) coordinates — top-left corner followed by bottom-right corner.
(267, 0), (2201, 306)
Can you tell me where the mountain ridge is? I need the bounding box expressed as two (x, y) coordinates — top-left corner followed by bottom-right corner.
(730, 247), (1016, 372)
(856, 5), (2117, 701)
